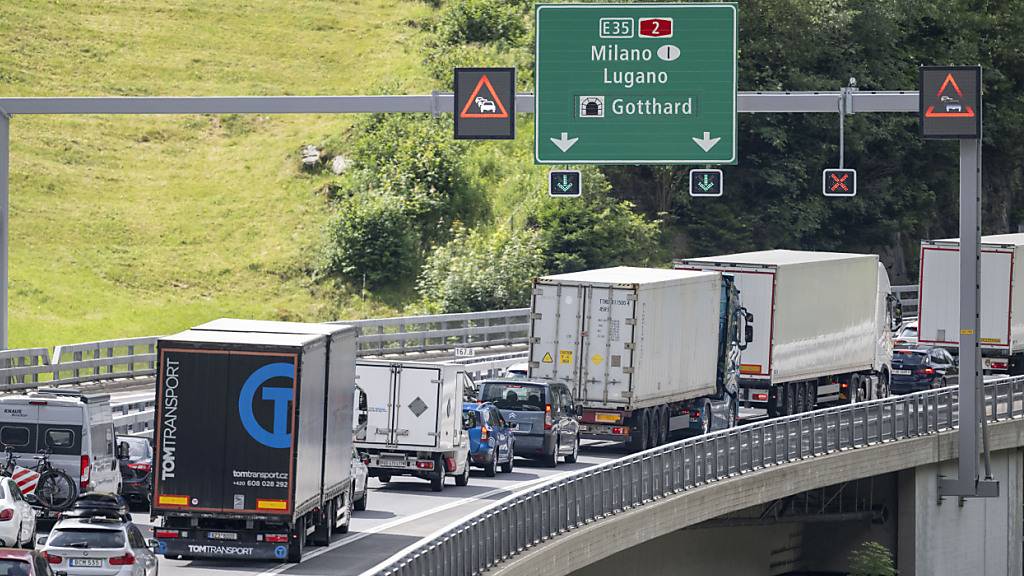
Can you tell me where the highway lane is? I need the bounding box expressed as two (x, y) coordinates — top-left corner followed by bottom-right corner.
(136, 442), (630, 576)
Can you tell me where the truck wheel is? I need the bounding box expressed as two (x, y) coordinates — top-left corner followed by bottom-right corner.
(793, 382), (805, 414)
(701, 402), (713, 434)
(658, 407), (669, 444)
(430, 460), (445, 492)
(849, 374), (862, 404)
(804, 382), (816, 412)
(312, 503), (333, 546)
(337, 494), (351, 534)
(456, 458), (471, 486)
(354, 486), (368, 511)
(730, 401), (739, 428)
(627, 409), (648, 452)
(287, 521), (304, 563)
(879, 372), (890, 398)
(767, 389), (781, 418)
(564, 436), (579, 464)
(784, 383), (796, 415)
(378, 474), (391, 483)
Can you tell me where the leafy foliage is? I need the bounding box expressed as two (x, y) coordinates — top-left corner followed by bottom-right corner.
(320, 192), (420, 289)
(434, 0), (526, 45)
(848, 541), (897, 576)
(418, 227), (545, 312)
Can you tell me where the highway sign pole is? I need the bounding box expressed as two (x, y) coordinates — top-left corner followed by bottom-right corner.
(0, 112), (7, 350)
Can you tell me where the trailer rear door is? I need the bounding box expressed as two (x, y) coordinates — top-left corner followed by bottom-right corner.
(578, 284), (636, 404)
(919, 245), (1012, 348)
(529, 282), (585, 386)
(356, 363), (441, 448)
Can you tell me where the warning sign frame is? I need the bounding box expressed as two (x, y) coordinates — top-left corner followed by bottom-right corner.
(919, 65), (981, 140)
(454, 67), (516, 140)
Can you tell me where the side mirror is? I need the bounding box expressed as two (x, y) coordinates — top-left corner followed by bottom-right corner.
(146, 538), (159, 550)
(744, 325), (754, 344)
(461, 414), (473, 430)
(116, 441), (130, 460)
(36, 535), (47, 546)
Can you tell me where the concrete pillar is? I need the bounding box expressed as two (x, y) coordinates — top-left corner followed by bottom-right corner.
(898, 447), (1023, 575)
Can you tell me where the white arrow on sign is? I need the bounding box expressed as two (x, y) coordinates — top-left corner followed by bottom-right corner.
(550, 132), (579, 152)
(692, 131), (721, 153)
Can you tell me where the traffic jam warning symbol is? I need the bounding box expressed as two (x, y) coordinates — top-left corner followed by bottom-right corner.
(454, 67), (515, 140)
(920, 66), (981, 139)
(823, 168), (857, 197)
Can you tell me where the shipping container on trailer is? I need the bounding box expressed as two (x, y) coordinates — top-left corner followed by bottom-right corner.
(527, 267), (746, 451)
(678, 250), (894, 416)
(918, 234), (1024, 373)
(151, 320), (355, 563)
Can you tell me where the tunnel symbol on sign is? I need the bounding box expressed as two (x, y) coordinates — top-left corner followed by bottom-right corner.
(580, 96), (605, 118)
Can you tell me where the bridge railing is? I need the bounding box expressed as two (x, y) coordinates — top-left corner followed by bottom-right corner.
(365, 377), (1024, 576)
(338, 308), (531, 356)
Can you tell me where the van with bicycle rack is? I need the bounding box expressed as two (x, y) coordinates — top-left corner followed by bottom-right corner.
(0, 389), (123, 522)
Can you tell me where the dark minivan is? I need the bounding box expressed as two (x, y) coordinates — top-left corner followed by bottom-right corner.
(477, 379), (580, 467)
(890, 346), (958, 394)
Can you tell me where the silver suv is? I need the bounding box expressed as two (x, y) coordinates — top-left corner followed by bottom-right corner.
(40, 514), (158, 576)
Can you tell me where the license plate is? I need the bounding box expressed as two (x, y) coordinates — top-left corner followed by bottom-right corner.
(70, 559), (103, 568)
(380, 458), (406, 468)
(208, 531), (238, 540)
(513, 423), (532, 433)
(893, 369), (912, 376)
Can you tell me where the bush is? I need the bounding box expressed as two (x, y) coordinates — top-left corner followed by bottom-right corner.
(435, 0), (526, 45)
(320, 192), (420, 289)
(418, 227), (545, 312)
(527, 168), (662, 273)
(848, 541), (896, 576)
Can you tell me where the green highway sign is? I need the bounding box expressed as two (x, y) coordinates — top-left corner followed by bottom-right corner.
(535, 3), (737, 165)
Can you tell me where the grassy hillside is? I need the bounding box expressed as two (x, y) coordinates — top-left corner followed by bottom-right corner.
(0, 0), (437, 347)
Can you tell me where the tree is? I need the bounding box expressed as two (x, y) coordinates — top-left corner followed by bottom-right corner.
(320, 192), (420, 289)
(418, 227), (545, 312)
(848, 541), (897, 576)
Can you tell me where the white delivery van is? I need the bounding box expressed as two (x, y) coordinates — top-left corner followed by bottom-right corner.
(0, 389), (122, 498)
(354, 360), (471, 492)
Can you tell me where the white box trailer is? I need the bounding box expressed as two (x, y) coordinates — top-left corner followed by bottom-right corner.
(918, 234), (1024, 372)
(678, 250), (894, 417)
(354, 360), (471, 492)
(528, 267), (749, 451)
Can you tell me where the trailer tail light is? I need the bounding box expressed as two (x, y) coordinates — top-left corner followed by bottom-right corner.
(611, 427), (629, 436)
(80, 454), (91, 490)
(988, 360), (1008, 370)
(753, 393), (768, 401)
(44, 553), (62, 564)
(265, 534), (289, 543)
(480, 426), (489, 441)
(154, 530), (180, 539)
(108, 553), (135, 566)
(416, 460), (434, 470)
(544, 404), (553, 430)
(0, 508), (13, 521)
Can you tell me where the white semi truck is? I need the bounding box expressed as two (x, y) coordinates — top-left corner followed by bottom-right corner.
(678, 250), (896, 417)
(527, 267), (752, 451)
(918, 233), (1024, 373)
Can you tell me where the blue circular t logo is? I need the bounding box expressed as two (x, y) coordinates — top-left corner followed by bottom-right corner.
(238, 362), (294, 448)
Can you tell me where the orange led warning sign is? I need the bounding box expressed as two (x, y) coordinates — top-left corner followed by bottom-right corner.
(459, 74), (509, 119)
(923, 73), (975, 118)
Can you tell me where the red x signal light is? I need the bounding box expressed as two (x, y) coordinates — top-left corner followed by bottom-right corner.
(822, 168), (857, 197)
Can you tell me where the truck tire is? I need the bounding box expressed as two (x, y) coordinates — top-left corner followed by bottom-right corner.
(354, 486), (368, 511)
(337, 494), (351, 534)
(287, 520), (305, 563)
(794, 382), (806, 414)
(658, 406), (670, 444)
(784, 383), (796, 415)
(430, 458), (445, 492)
(378, 474), (391, 483)
(627, 409), (648, 452)
(312, 503), (333, 546)
(804, 382), (816, 412)
(767, 388), (781, 418)
(730, 400), (739, 428)
(456, 458), (471, 486)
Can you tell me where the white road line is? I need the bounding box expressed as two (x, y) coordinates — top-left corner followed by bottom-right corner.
(254, 472), (573, 576)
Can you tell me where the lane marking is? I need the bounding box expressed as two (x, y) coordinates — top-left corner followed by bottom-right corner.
(254, 470), (577, 576)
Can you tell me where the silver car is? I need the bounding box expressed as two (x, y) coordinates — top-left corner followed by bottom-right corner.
(351, 448), (368, 512)
(41, 516), (157, 576)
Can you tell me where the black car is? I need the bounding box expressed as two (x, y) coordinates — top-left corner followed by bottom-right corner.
(890, 346), (959, 394)
(116, 437), (152, 507)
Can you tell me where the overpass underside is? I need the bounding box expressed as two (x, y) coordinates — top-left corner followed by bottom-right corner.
(494, 419), (1024, 576)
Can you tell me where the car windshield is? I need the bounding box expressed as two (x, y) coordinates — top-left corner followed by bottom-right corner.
(124, 438), (151, 459)
(0, 560), (30, 576)
(48, 528), (125, 549)
(894, 351), (927, 366)
(479, 383), (546, 411)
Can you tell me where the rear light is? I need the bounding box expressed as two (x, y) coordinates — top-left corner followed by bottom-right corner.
(415, 460), (434, 470)
(841, 382), (849, 389)
(80, 454), (91, 490)
(753, 393), (768, 401)
(44, 553), (62, 564)
(265, 534), (289, 543)
(154, 530), (179, 539)
(29, 400), (47, 406)
(544, 404), (553, 430)
(991, 361), (1008, 370)
(0, 508), (13, 521)
(480, 426), (489, 441)
(108, 553), (135, 566)
(361, 455), (370, 465)
(915, 368), (936, 376)
(444, 456), (456, 472)
(690, 409), (701, 418)
(128, 462), (152, 473)
(611, 427), (629, 435)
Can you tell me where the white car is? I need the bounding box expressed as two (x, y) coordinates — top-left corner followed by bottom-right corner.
(504, 363), (529, 378)
(895, 320), (918, 346)
(351, 449), (368, 512)
(41, 515), (157, 576)
(475, 97), (496, 113)
(0, 476), (36, 548)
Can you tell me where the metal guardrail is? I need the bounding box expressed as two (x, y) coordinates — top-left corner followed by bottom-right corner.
(892, 284), (918, 318)
(365, 376), (1024, 576)
(339, 309), (531, 356)
(0, 337), (156, 391)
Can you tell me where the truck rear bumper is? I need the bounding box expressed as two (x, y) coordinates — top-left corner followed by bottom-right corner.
(159, 537), (290, 561)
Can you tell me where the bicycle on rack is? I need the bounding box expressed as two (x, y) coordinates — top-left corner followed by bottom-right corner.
(0, 445), (78, 511)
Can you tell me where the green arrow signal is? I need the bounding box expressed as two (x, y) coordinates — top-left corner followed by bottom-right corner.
(698, 173), (715, 192)
(557, 174), (574, 192)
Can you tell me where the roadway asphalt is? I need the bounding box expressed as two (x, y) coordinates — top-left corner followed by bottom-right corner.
(130, 441), (632, 576)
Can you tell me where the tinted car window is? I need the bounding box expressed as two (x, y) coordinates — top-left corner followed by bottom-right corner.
(462, 409), (479, 428)
(485, 408), (500, 428)
(124, 438), (151, 459)
(0, 560), (30, 576)
(48, 528), (126, 548)
(127, 525), (146, 548)
(480, 383), (547, 411)
(0, 426), (30, 448)
(46, 429), (74, 449)
(893, 351), (927, 366)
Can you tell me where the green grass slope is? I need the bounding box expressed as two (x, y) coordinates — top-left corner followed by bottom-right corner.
(0, 0), (435, 347)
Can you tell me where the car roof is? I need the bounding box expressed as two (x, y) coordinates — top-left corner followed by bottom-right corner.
(463, 402), (494, 411)
(53, 518), (126, 531)
(480, 378), (551, 387)
(0, 549), (34, 561)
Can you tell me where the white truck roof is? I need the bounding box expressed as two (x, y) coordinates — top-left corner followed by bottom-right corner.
(537, 266), (715, 286)
(162, 329), (322, 347)
(929, 233), (1024, 248)
(686, 249), (872, 267)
